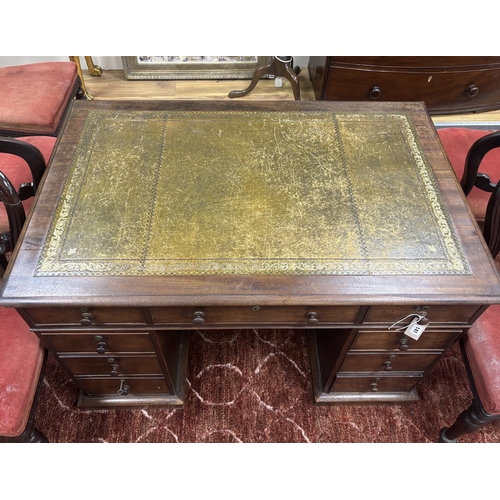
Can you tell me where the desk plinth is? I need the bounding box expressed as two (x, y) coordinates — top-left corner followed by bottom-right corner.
(2, 100), (500, 408)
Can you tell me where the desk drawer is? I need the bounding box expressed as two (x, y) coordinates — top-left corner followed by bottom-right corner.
(24, 307), (146, 326)
(60, 355), (163, 376)
(78, 377), (170, 396)
(150, 305), (358, 326)
(363, 305), (480, 325)
(351, 329), (463, 351)
(339, 352), (438, 373)
(331, 374), (421, 393)
(42, 332), (155, 354)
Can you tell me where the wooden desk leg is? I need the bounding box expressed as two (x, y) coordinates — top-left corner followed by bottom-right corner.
(68, 56), (94, 100)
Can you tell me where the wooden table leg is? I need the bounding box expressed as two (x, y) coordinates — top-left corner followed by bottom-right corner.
(228, 56), (300, 100)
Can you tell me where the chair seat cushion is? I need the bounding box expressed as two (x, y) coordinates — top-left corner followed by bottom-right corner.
(0, 307), (44, 437)
(0, 136), (56, 235)
(438, 128), (500, 221)
(0, 62), (78, 135)
(464, 305), (500, 416)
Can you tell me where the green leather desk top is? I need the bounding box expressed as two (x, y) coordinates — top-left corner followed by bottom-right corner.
(35, 108), (469, 277)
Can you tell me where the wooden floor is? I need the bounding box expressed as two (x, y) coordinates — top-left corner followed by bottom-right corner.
(81, 68), (316, 101)
(81, 68), (500, 124)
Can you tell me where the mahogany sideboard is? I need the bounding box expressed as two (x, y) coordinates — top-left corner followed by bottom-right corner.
(308, 56), (500, 115)
(1, 99), (500, 409)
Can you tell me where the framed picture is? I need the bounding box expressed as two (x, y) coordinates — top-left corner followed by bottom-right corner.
(121, 56), (273, 80)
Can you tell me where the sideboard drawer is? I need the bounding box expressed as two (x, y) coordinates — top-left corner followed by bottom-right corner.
(150, 305), (359, 325)
(331, 374), (422, 393)
(339, 352), (439, 373)
(350, 329), (463, 351)
(324, 66), (500, 110)
(78, 377), (170, 396)
(308, 56), (500, 114)
(42, 332), (155, 354)
(60, 355), (163, 376)
(363, 305), (481, 325)
(24, 307), (146, 326)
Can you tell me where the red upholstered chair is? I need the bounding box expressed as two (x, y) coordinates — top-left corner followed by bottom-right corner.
(0, 136), (56, 273)
(0, 177), (48, 442)
(0, 61), (82, 138)
(0, 306), (48, 443)
(437, 128), (500, 225)
(439, 131), (500, 442)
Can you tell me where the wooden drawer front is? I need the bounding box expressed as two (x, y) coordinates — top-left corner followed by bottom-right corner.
(78, 377), (170, 396)
(324, 66), (500, 110)
(351, 330), (462, 352)
(331, 375), (421, 393)
(42, 332), (155, 354)
(150, 305), (358, 325)
(25, 307), (146, 326)
(339, 352), (438, 373)
(329, 57), (500, 69)
(61, 356), (163, 376)
(363, 305), (480, 325)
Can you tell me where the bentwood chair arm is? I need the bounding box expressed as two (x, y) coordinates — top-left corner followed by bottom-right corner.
(461, 131), (500, 196)
(0, 137), (47, 199)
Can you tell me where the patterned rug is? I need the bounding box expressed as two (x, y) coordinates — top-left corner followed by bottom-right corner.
(32, 328), (500, 443)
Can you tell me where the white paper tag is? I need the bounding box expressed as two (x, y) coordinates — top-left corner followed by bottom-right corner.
(404, 317), (428, 340)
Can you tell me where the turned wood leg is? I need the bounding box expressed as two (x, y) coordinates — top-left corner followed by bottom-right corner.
(439, 399), (499, 442)
(228, 61), (276, 99)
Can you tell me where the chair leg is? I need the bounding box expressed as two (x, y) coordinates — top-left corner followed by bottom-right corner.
(439, 398), (499, 442)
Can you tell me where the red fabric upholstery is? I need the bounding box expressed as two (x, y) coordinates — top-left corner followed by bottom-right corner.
(464, 305), (500, 415)
(0, 136), (56, 235)
(438, 128), (500, 221)
(0, 62), (78, 135)
(0, 307), (44, 437)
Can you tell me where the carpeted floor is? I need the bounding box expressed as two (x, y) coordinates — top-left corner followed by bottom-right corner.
(29, 327), (500, 443)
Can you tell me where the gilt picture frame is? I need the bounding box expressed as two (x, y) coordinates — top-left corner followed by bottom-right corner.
(121, 56), (273, 80)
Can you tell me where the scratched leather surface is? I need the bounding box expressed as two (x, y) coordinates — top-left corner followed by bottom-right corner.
(36, 110), (470, 276)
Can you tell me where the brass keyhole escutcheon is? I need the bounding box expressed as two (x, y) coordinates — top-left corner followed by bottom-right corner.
(117, 380), (130, 396)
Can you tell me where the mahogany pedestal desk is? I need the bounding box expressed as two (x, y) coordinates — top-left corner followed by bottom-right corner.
(2, 100), (500, 409)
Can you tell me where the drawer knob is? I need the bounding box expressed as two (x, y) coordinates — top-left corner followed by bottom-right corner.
(193, 311), (205, 324)
(466, 84), (479, 97)
(370, 382), (379, 392)
(95, 341), (107, 354)
(117, 380), (130, 396)
(369, 86), (381, 99)
(306, 312), (319, 325)
(110, 364), (120, 376)
(383, 361), (393, 371)
(80, 311), (94, 326)
(398, 338), (409, 351)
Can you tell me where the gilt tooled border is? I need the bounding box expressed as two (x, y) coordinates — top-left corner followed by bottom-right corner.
(35, 110), (471, 277)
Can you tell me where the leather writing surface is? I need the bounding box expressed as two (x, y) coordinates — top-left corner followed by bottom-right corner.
(35, 110), (470, 276)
